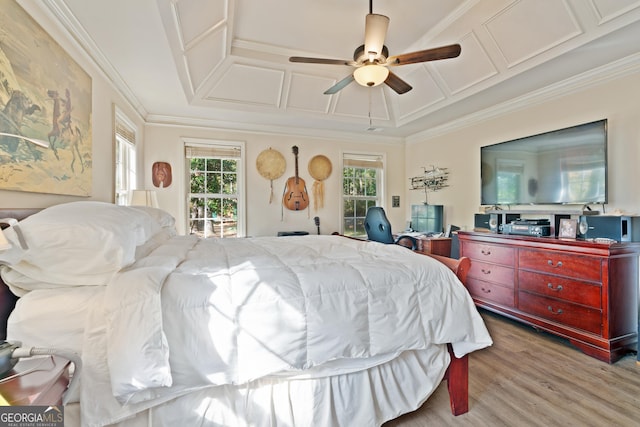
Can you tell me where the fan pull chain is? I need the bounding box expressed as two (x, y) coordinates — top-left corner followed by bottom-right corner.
(368, 88), (373, 129)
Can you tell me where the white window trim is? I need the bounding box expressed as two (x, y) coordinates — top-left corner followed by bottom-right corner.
(340, 150), (387, 235)
(113, 106), (137, 205)
(183, 137), (246, 237)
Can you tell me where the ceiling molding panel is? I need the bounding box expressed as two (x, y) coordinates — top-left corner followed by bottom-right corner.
(485, 0), (582, 68)
(37, 0), (640, 139)
(333, 86), (390, 122)
(590, 0), (640, 25)
(286, 73), (334, 114)
(205, 64), (284, 107)
(395, 68), (446, 121)
(434, 31), (498, 94)
(184, 26), (227, 91)
(175, 0), (227, 48)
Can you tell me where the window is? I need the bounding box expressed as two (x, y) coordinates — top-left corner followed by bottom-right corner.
(186, 140), (244, 238)
(114, 110), (136, 205)
(496, 159), (523, 205)
(342, 152), (384, 238)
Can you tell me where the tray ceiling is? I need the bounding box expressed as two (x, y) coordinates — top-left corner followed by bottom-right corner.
(37, 0), (640, 140)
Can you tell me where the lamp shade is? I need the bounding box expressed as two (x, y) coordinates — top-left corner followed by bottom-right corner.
(364, 14), (389, 59)
(353, 64), (389, 87)
(129, 190), (159, 208)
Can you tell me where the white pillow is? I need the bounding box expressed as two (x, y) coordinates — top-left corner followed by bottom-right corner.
(1, 201), (161, 290)
(128, 206), (176, 231)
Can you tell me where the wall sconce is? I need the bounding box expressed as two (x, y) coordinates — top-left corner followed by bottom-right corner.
(129, 190), (159, 208)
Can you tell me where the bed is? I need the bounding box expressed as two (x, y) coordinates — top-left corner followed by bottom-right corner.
(0, 202), (492, 426)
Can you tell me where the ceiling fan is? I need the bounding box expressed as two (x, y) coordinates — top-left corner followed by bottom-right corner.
(289, 0), (461, 95)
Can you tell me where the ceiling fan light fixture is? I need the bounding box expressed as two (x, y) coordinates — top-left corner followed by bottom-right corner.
(354, 64), (389, 87)
(364, 13), (389, 58)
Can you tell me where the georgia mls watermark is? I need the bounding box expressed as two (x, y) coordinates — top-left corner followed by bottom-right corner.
(0, 406), (63, 427)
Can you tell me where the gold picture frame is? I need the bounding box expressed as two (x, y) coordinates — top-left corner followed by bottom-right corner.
(559, 218), (578, 238)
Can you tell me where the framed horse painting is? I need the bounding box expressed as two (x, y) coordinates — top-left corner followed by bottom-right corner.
(0, 1), (92, 196)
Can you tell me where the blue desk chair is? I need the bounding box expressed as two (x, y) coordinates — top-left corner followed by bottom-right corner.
(364, 207), (417, 250)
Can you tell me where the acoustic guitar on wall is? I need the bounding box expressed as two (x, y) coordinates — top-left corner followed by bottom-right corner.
(283, 146), (309, 211)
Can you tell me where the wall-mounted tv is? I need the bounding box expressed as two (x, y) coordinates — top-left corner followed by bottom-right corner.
(481, 119), (607, 206)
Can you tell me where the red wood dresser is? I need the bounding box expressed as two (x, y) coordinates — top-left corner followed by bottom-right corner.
(459, 231), (640, 363)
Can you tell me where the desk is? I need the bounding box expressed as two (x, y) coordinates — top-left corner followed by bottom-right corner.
(395, 235), (452, 257)
(0, 356), (70, 405)
(414, 237), (452, 257)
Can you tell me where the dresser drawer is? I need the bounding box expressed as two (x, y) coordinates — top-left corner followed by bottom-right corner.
(463, 241), (515, 266)
(519, 270), (601, 309)
(518, 249), (602, 282)
(467, 278), (515, 307)
(469, 261), (515, 287)
(518, 292), (602, 335)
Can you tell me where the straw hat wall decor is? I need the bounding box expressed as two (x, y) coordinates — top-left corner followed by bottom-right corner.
(308, 154), (332, 210)
(256, 148), (286, 203)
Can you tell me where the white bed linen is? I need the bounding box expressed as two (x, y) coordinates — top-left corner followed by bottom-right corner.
(6, 286), (104, 354)
(5, 233), (491, 426)
(73, 234), (491, 427)
(65, 346), (447, 427)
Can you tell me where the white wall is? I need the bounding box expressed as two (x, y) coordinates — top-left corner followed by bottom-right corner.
(144, 125), (406, 237)
(405, 71), (640, 231)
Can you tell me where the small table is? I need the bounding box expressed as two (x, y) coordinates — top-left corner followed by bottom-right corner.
(412, 236), (452, 257)
(0, 355), (70, 405)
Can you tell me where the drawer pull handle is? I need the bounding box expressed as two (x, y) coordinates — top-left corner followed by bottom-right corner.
(547, 306), (563, 315)
(547, 260), (563, 268)
(481, 249), (491, 256)
(547, 283), (563, 292)
(480, 287), (491, 294)
(481, 269), (491, 275)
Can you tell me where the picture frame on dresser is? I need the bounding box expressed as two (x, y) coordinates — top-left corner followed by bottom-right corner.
(558, 218), (577, 238)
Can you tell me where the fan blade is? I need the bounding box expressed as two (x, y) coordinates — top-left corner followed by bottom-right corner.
(386, 44), (461, 66)
(290, 56), (356, 66)
(384, 71), (412, 94)
(324, 74), (355, 95)
(364, 14), (389, 60)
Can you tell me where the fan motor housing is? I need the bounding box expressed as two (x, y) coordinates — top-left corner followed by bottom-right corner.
(353, 44), (388, 63)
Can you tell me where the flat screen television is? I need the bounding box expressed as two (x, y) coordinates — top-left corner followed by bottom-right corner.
(480, 119), (607, 206)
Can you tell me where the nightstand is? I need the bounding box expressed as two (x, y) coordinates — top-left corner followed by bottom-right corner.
(0, 355), (70, 405)
(413, 236), (452, 257)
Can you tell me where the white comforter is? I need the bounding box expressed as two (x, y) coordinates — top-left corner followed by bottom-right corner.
(80, 235), (491, 426)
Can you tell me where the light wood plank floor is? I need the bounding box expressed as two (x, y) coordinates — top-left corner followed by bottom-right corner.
(385, 310), (640, 427)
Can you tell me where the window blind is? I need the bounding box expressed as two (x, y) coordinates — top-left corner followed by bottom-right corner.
(185, 144), (241, 159)
(343, 153), (383, 169)
(115, 120), (135, 144)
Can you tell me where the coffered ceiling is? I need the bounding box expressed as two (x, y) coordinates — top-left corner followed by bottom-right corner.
(37, 0), (640, 140)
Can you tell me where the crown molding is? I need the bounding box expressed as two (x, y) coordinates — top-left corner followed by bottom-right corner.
(145, 113), (405, 145)
(406, 52), (640, 144)
(41, 0), (148, 120)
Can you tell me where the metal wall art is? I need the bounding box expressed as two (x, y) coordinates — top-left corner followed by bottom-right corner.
(410, 166), (450, 204)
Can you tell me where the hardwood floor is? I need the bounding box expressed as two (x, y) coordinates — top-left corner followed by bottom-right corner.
(385, 309), (640, 427)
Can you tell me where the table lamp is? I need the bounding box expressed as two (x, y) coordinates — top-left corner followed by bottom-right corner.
(129, 190), (159, 208)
